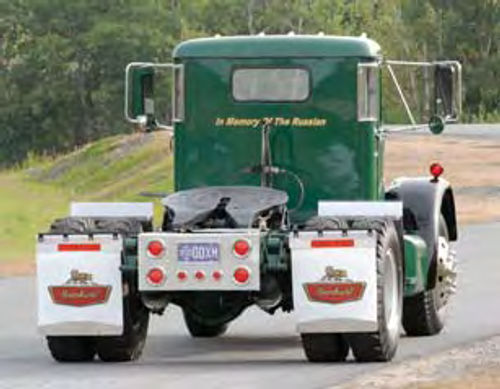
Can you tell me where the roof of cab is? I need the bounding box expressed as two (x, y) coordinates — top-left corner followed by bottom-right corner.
(173, 35), (381, 59)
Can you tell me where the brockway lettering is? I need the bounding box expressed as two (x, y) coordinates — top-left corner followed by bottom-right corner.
(49, 285), (112, 307)
(304, 282), (366, 304)
(303, 266), (366, 304)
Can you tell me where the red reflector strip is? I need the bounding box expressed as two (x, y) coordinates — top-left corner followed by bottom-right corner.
(311, 239), (355, 248)
(58, 243), (101, 252)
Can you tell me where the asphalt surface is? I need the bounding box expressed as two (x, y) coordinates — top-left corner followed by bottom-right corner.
(0, 222), (500, 389)
(391, 123), (500, 139)
(440, 123), (500, 139)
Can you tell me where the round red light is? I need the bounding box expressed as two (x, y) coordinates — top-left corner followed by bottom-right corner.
(147, 240), (164, 257)
(212, 270), (223, 281)
(233, 239), (250, 257)
(195, 270), (205, 281)
(233, 267), (250, 284)
(430, 162), (444, 179)
(177, 270), (188, 281)
(147, 268), (165, 285)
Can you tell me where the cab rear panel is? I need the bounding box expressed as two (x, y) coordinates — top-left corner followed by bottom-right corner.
(175, 55), (381, 223)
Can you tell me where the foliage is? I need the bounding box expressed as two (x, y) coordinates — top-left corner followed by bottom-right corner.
(0, 0), (499, 165)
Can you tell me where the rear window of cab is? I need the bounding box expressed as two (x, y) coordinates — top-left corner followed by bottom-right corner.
(232, 68), (310, 102)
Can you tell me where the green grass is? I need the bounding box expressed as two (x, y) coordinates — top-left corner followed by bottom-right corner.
(0, 131), (173, 265)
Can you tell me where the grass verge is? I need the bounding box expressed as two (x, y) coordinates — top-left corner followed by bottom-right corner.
(0, 131), (172, 273)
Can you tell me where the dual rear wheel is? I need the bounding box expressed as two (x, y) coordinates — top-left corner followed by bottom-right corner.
(301, 219), (403, 363)
(45, 217), (150, 363)
(301, 216), (453, 362)
(47, 301), (149, 363)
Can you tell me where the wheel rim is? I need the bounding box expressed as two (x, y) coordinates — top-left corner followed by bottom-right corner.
(434, 236), (457, 312)
(384, 248), (400, 340)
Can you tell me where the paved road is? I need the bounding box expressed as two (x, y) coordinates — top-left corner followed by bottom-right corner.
(391, 123), (500, 139)
(1, 222), (500, 389)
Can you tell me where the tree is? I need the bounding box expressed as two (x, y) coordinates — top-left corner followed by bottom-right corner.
(0, 0), (498, 166)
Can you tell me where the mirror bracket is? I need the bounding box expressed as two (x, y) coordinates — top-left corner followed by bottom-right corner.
(124, 62), (183, 134)
(382, 59), (462, 134)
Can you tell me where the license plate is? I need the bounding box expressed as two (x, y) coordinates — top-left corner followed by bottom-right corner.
(178, 243), (220, 263)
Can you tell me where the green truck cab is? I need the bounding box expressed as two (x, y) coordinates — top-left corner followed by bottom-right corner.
(173, 36), (381, 223)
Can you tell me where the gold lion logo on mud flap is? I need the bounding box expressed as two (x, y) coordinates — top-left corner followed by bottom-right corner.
(321, 266), (348, 281)
(68, 269), (93, 285)
(303, 266), (366, 304)
(48, 269), (112, 307)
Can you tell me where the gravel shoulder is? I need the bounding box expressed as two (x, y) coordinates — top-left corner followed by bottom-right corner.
(333, 336), (500, 389)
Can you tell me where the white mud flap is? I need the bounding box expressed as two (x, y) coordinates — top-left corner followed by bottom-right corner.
(37, 234), (124, 336)
(290, 230), (378, 333)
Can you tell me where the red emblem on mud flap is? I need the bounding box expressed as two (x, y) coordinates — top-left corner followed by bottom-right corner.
(303, 266), (366, 304)
(48, 269), (112, 307)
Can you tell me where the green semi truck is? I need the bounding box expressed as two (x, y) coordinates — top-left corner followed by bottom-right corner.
(37, 34), (460, 363)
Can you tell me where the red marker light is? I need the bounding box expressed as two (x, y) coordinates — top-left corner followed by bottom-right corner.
(311, 239), (355, 248)
(233, 267), (250, 284)
(233, 239), (251, 257)
(195, 270), (205, 281)
(177, 270), (188, 281)
(58, 243), (101, 252)
(212, 270), (223, 281)
(147, 268), (165, 285)
(147, 240), (165, 257)
(430, 162), (444, 180)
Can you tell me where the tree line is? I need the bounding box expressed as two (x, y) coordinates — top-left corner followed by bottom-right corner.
(0, 0), (499, 165)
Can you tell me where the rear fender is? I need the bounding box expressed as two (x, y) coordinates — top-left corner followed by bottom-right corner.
(386, 177), (457, 289)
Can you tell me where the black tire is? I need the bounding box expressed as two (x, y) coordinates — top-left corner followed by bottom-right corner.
(304, 216), (348, 230)
(402, 215), (449, 336)
(46, 336), (96, 362)
(46, 218), (98, 363)
(183, 311), (228, 338)
(347, 221), (404, 362)
(96, 302), (149, 362)
(49, 216), (150, 362)
(301, 333), (349, 362)
(50, 217), (143, 236)
(50, 217), (95, 234)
